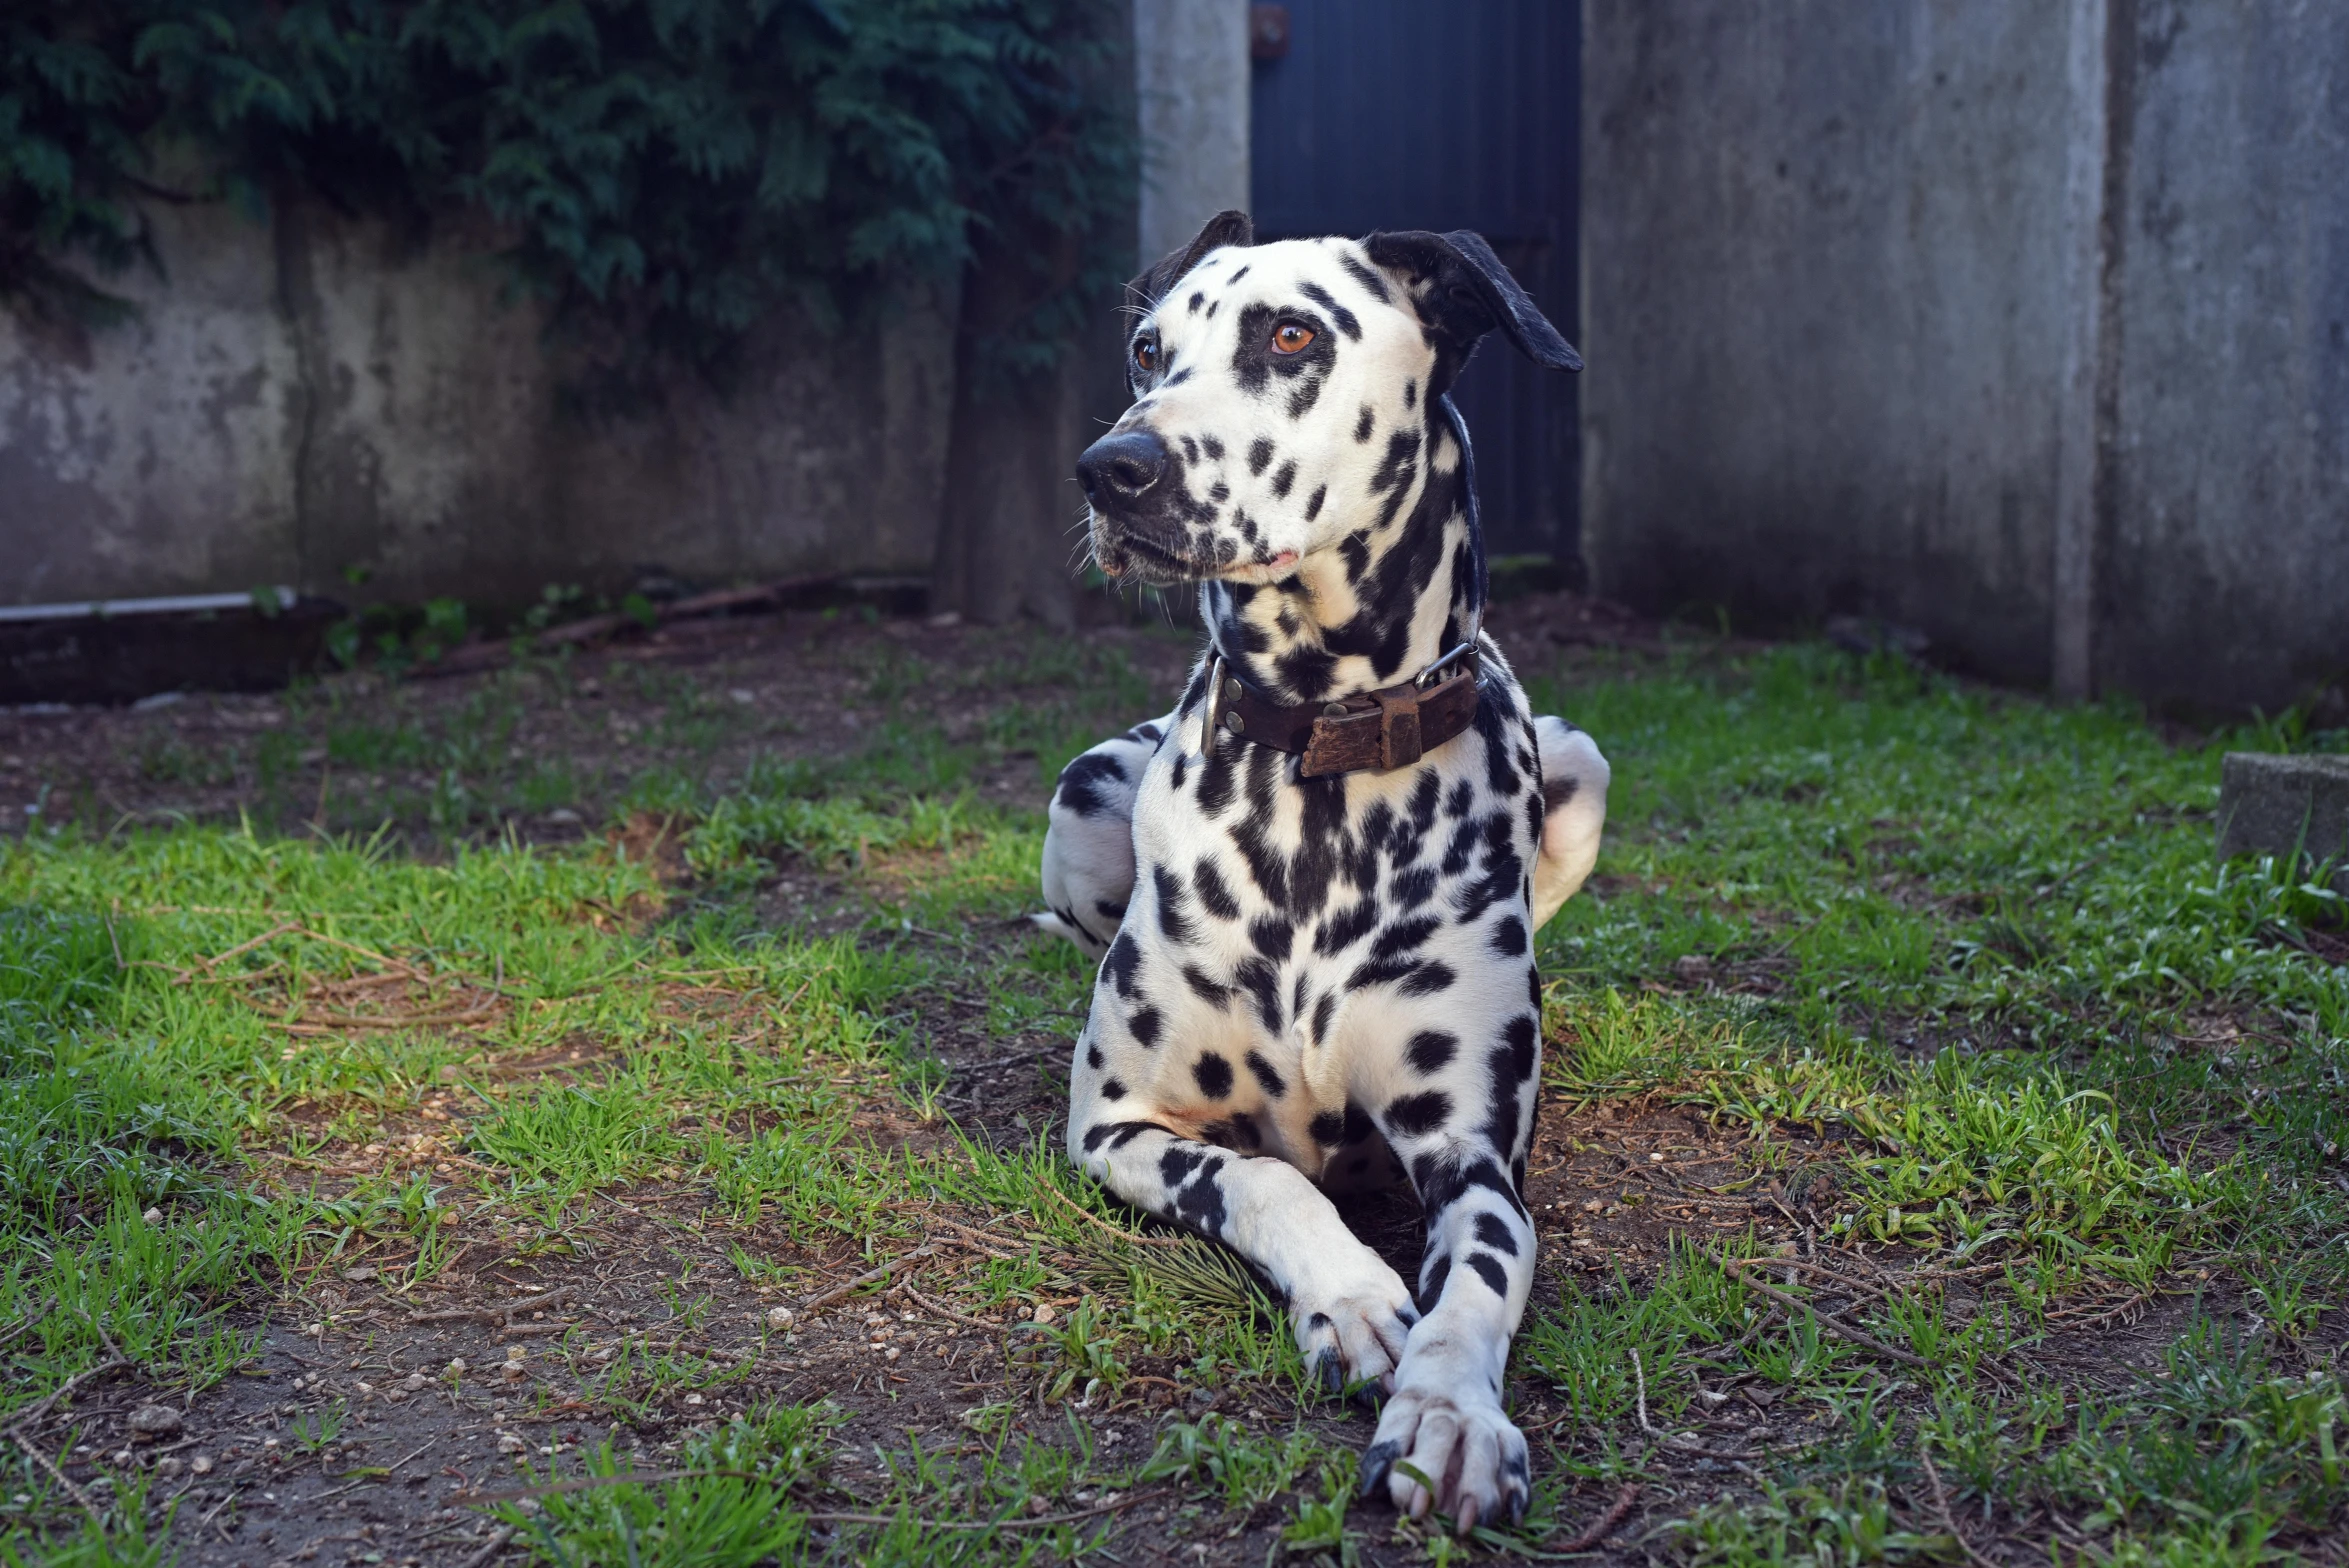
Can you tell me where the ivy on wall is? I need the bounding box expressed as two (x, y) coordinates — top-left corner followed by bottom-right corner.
(0, 0), (1133, 388)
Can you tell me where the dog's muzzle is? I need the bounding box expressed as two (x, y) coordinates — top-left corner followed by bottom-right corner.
(1077, 428), (1202, 584)
(1075, 429), (1169, 508)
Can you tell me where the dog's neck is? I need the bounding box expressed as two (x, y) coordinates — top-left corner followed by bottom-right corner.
(1198, 398), (1482, 707)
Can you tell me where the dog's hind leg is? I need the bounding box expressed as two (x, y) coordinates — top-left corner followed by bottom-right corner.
(1034, 715), (1171, 960)
(1531, 716), (1609, 928)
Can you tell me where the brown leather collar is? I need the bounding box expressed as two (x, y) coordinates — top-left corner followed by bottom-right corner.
(1201, 644), (1483, 777)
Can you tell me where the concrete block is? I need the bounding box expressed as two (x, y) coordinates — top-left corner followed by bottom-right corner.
(2218, 752), (2349, 886)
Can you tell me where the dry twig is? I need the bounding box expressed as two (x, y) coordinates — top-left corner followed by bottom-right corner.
(1627, 1349), (1768, 1461)
(900, 1283), (1003, 1332)
(1918, 1442), (1999, 1568)
(803, 1246), (938, 1313)
(1557, 1482), (1641, 1553)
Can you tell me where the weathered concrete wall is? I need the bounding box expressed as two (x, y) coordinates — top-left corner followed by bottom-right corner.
(2097, 2), (2349, 710)
(1584, 1), (2349, 710)
(0, 198), (955, 610)
(1133, 0), (1250, 265)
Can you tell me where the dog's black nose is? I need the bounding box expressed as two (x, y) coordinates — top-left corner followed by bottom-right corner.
(1076, 429), (1170, 507)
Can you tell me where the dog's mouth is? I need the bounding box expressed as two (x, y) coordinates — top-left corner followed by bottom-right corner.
(1094, 524), (1205, 586)
(1093, 518), (1300, 587)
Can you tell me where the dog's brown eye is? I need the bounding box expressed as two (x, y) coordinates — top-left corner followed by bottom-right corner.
(1272, 324), (1315, 354)
(1133, 336), (1158, 372)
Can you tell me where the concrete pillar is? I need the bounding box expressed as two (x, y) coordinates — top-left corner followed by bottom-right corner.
(1133, 0), (1251, 266)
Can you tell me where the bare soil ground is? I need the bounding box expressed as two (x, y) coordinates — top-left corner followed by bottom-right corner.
(4, 591), (2343, 1567)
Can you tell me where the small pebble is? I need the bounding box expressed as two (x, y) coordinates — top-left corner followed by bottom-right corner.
(127, 1405), (183, 1438)
(190, 1455), (214, 1476)
(766, 1306), (795, 1330)
(142, 1207), (163, 1225)
(1032, 1304), (1057, 1326)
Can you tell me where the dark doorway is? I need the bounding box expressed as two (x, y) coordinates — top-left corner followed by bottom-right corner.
(1250, 1), (1580, 572)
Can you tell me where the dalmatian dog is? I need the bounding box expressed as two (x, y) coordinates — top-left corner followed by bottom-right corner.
(1035, 210), (1609, 1533)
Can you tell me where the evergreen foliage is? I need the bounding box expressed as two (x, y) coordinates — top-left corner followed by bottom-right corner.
(0, 0), (1133, 383)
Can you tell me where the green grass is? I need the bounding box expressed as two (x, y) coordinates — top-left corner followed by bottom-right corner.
(2, 633), (2345, 1561)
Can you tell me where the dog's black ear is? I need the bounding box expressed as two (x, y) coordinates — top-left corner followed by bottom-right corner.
(1362, 229), (1582, 377)
(1128, 210), (1255, 311)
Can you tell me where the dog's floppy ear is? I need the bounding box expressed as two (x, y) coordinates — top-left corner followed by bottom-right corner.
(1128, 210), (1255, 311)
(1362, 229), (1582, 378)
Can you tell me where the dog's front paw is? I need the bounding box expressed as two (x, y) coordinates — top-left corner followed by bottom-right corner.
(1289, 1254), (1417, 1399)
(1358, 1382), (1530, 1534)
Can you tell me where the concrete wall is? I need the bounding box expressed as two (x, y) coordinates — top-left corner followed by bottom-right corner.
(1134, 0), (1250, 265)
(2098, 1), (2349, 710)
(0, 197), (955, 610)
(1584, 1), (2349, 711)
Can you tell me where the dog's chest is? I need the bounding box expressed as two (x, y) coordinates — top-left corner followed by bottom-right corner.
(1126, 673), (1542, 981)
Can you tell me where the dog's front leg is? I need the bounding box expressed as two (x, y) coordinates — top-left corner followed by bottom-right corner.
(1359, 1133), (1539, 1533)
(1070, 1110), (1418, 1394)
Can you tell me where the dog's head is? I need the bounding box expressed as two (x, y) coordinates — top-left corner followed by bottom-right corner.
(1077, 211), (1580, 588)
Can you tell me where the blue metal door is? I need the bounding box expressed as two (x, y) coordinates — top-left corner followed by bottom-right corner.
(1250, 1), (1580, 570)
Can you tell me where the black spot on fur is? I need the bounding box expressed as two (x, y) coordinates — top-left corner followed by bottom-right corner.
(1310, 991), (1337, 1044)
(1305, 484), (1326, 520)
(1154, 865), (1198, 946)
(1103, 931), (1142, 999)
(1406, 1030), (1458, 1073)
(1248, 916), (1294, 964)
(1353, 406), (1375, 442)
(1082, 1119), (1172, 1154)
(1490, 915), (1528, 957)
(1298, 280), (1361, 340)
(1200, 435), (1225, 461)
(1128, 1005), (1163, 1047)
(1386, 1091), (1452, 1137)
(1466, 1252), (1509, 1297)
(1234, 956), (1285, 1034)
(1100, 1078), (1126, 1100)
(1054, 751), (1125, 817)
(1086, 1044), (1104, 1070)
(1309, 1111), (1345, 1146)
(1247, 438), (1273, 476)
(1315, 900), (1377, 956)
(1182, 964), (1231, 1007)
(1193, 1053), (1235, 1099)
(1193, 859), (1241, 920)
(1270, 460), (1296, 499)
(1399, 961), (1456, 997)
(1245, 1051), (1287, 1098)
(1479, 1014), (1541, 1155)
(1419, 1255), (1452, 1310)
(1473, 1212), (1520, 1256)
(1173, 1160), (1229, 1236)
(1339, 252), (1393, 302)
